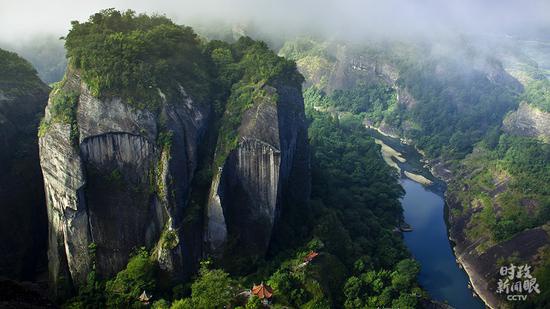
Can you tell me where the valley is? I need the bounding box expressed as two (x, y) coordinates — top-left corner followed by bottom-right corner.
(366, 127), (483, 308)
(0, 4), (549, 309)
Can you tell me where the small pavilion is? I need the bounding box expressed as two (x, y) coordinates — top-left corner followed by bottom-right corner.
(138, 290), (152, 305)
(251, 282), (273, 300)
(304, 251), (319, 263)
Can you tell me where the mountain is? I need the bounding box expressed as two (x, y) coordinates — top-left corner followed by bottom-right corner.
(7, 8), (548, 308)
(37, 9), (310, 299)
(0, 48), (49, 280)
(281, 36), (550, 308)
(30, 11), (421, 308)
(0, 35), (67, 85)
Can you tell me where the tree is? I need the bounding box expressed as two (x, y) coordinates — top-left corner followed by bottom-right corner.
(105, 248), (157, 307)
(189, 261), (236, 308)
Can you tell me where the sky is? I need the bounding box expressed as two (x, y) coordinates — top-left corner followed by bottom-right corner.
(0, 0), (549, 42)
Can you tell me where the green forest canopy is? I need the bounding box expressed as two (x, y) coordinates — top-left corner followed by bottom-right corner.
(65, 8), (210, 109)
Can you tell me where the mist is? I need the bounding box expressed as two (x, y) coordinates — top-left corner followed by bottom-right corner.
(1, 0), (549, 44)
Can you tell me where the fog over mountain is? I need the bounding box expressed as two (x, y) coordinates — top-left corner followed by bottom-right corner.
(1, 0), (549, 43)
(2, 1), (550, 308)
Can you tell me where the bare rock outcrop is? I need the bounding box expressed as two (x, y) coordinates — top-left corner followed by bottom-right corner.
(503, 102), (550, 142)
(205, 83), (310, 260)
(39, 71), (210, 295)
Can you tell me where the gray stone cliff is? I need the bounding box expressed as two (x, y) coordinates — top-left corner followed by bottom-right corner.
(205, 83), (310, 260)
(503, 102), (550, 142)
(39, 70), (210, 294)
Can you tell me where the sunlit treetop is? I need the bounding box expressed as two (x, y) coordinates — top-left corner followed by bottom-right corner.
(64, 8), (210, 109)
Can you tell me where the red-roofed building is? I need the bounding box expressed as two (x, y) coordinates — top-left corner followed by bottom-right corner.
(304, 251), (319, 263)
(251, 282), (273, 299)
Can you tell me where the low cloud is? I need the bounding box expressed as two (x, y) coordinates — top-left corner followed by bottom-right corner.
(0, 0), (549, 43)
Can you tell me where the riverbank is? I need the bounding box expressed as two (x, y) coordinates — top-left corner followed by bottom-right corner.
(452, 243), (498, 308)
(400, 179), (484, 308)
(374, 138), (405, 172)
(367, 124), (488, 308)
(404, 171), (433, 186)
(440, 182), (499, 309)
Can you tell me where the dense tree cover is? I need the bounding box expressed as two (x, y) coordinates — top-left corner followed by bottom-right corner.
(64, 246), (157, 308)
(104, 248), (157, 307)
(393, 56), (519, 159)
(55, 12), (422, 307)
(343, 259), (422, 308)
(497, 135), (550, 196)
(60, 83), (423, 309)
(305, 110), (406, 268)
(286, 97), (422, 307)
(0, 48), (45, 96)
(451, 134), (550, 247)
(330, 82), (396, 114)
(64, 9), (210, 109)
(164, 261), (238, 309)
(522, 79), (550, 112)
(306, 83), (401, 127)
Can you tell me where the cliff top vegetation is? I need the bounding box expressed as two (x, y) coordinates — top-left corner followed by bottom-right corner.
(64, 8), (209, 109)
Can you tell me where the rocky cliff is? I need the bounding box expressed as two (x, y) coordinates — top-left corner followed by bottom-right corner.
(448, 188), (550, 308)
(205, 82), (310, 262)
(39, 70), (210, 295)
(38, 15), (312, 298)
(0, 49), (49, 280)
(503, 101), (550, 142)
(283, 38), (547, 308)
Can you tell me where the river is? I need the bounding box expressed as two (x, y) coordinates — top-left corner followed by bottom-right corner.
(366, 128), (485, 309)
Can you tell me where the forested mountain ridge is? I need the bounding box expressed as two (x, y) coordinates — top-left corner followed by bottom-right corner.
(281, 37), (550, 308)
(0, 9), (437, 308)
(0, 35), (67, 85)
(29, 9), (426, 308)
(38, 9), (309, 301)
(3, 7), (548, 309)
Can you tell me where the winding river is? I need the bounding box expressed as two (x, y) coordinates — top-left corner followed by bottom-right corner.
(366, 129), (485, 309)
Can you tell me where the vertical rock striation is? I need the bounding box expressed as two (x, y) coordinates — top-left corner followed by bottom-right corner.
(38, 17), (311, 296)
(206, 83), (310, 260)
(39, 71), (210, 295)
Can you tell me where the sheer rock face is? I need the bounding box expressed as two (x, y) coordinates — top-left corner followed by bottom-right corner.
(503, 102), (550, 142)
(206, 84), (310, 258)
(0, 86), (49, 280)
(39, 71), (210, 294)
